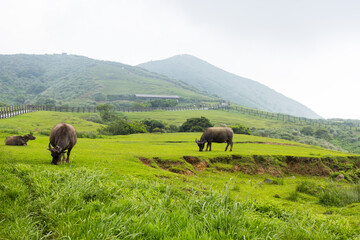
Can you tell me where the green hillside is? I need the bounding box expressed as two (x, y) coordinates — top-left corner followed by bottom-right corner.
(138, 54), (322, 119)
(0, 54), (215, 106)
(1, 112), (360, 238)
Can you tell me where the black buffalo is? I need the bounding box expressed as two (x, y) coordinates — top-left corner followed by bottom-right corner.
(195, 127), (233, 152)
(48, 123), (77, 165)
(4, 134), (36, 146)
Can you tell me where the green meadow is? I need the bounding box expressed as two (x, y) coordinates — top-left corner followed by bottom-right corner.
(1, 111), (360, 239)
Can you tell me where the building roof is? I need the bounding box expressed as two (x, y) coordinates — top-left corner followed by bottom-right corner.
(135, 94), (179, 99)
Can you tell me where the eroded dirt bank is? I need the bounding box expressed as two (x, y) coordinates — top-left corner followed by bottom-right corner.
(139, 155), (360, 178)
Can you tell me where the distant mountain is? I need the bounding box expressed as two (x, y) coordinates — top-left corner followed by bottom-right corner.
(0, 54), (214, 106)
(138, 54), (322, 119)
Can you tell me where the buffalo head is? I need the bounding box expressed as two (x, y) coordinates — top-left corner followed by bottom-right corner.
(24, 134), (36, 141)
(48, 143), (65, 165)
(195, 139), (205, 152)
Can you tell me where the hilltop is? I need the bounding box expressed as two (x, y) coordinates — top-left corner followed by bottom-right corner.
(0, 54), (215, 106)
(139, 54), (322, 119)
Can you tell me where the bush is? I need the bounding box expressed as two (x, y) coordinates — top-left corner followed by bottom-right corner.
(77, 131), (98, 139)
(84, 114), (103, 124)
(301, 126), (314, 136)
(179, 116), (213, 132)
(96, 104), (117, 122)
(149, 99), (178, 108)
(296, 181), (321, 196)
(315, 129), (333, 140)
(141, 119), (166, 133)
(229, 124), (251, 135)
(98, 119), (147, 135)
(271, 178), (284, 185)
(288, 191), (299, 201)
(167, 124), (179, 133)
(152, 127), (165, 133)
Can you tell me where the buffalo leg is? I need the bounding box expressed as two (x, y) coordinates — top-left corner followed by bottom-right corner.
(60, 153), (65, 164)
(230, 142), (233, 152)
(208, 142), (212, 151)
(225, 142), (229, 151)
(66, 148), (72, 163)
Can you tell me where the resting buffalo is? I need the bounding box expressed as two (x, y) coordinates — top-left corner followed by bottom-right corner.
(5, 134), (36, 146)
(195, 127), (233, 152)
(48, 123), (77, 165)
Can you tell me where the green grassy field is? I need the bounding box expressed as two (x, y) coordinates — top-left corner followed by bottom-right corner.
(123, 109), (287, 128)
(1, 112), (360, 239)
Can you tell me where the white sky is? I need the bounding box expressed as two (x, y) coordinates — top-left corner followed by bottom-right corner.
(1, 0), (360, 119)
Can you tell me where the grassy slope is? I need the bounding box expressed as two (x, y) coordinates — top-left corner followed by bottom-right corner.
(124, 109), (287, 128)
(1, 112), (360, 238)
(0, 111), (102, 135)
(138, 54), (321, 119)
(0, 54), (214, 106)
(122, 110), (360, 154)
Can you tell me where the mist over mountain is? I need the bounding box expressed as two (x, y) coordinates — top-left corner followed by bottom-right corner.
(138, 54), (322, 119)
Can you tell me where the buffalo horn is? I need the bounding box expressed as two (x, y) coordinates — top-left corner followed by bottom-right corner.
(48, 143), (53, 150)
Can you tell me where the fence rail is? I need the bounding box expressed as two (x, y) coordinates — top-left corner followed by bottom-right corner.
(0, 104), (226, 119)
(1, 104), (359, 131)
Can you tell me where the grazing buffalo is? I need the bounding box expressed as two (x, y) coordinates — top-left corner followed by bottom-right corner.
(48, 123), (77, 165)
(195, 127), (233, 152)
(5, 134), (36, 146)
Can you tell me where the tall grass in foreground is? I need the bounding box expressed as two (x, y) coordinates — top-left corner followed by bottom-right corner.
(1, 165), (358, 239)
(318, 183), (360, 207)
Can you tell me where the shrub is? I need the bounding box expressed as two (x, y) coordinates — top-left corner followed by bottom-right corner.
(141, 119), (166, 132)
(167, 124), (179, 133)
(77, 131), (98, 139)
(148, 99), (178, 108)
(98, 119), (147, 135)
(152, 127), (165, 133)
(271, 178), (284, 185)
(179, 116), (213, 132)
(84, 114), (103, 124)
(315, 129), (333, 140)
(301, 126), (314, 136)
(229, 124), (251, 135)
(96, 104), (117, 122)
(296, 181), (322, 196)
(288, 190), (299, 201)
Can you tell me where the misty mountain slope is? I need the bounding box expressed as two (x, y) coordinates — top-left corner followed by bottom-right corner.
(138, 54), (321, 119)
(0, 54), (214, 105)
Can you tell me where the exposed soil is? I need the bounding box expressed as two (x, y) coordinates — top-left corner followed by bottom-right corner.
(183, 156), (209, 172)
(183, 156), (201, 165)
(235, 141), (298, 146)
(138, 157), (152, 167)
(139, 155), (360, 177)
(195, 161), (209, 171)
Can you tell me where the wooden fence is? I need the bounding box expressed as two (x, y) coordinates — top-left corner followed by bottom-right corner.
(228, 105), (360, 130)
(0, 104), (225, 119)
(1, 104), (359, 131)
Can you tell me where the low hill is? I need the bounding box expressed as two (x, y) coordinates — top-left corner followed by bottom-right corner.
(139, 54), (322, 119)
(0, 54), (215, 106)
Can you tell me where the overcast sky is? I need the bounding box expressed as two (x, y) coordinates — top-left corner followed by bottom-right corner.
(1, 0), (360, 119)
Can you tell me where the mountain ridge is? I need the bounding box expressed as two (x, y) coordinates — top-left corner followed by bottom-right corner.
(138, 54), (322, 119)
(0, 54), (215, 106)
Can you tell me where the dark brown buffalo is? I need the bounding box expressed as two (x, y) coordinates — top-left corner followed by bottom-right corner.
(48, 123), (77, 165)
(4, 134), (36, 146)
(195, 127), (233, 152)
